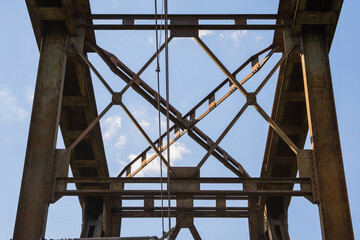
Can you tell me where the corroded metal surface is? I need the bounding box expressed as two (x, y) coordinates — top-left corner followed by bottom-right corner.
(14, 0), (354, 239)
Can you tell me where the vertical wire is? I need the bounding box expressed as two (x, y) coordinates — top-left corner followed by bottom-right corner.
(164, 0), (172, 232)
(154, 0), (165, 236)
(159, 0), (164, 45)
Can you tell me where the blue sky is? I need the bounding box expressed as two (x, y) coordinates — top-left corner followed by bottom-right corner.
(1, 1), (359, 239)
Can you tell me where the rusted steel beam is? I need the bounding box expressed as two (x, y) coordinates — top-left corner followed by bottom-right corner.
(69, 102), (113, 150)
(189, 225), (202, 240)
(195, 103), (248, 171)
(89, 43), (249, 177)
(244, 183), (264, 240)
(62, 96), (89, 107)
(260, 31), (305, 240)
(104, 182), (123, 237)
(90, 196), (249, 201)
(114, 207), (250, 211)
(264, 198), (290, 240)
(88, 14), (278, 20)
(295, 11), (338, 25)
(260, 30), (306, 228)
(280, 91), (305, 102)
(60, 33), (109, 182)
(70, 160), (100, 168)
(116, 211), (250, 218)
(273, 0), (343, 52)
(26, 0), (95, 49)
(50, 8), (109, 236)
(63, 237), (158, 240)
(301, 26), (354, 240)
(31, 7), (68, 21)
(253, 103), (299, 154)
(74, 46), (118, 97)
(187, 130), (246, 177)
(169, 225), (181, 240)
(57, 177), (311, 184)
(86, 42), (182, 127)
(262, 1), (348, 238)
(194, 37), (248, 97)
(195, 44), (295, 172)
(74, 46), (171, 171)
(58, 189), (311, 197)
(119, 101), (171, 170)
(61, 0), (76, 34)
(185, 44), (275, 117)
(30, 5), (76, 34)
(80, 197), (104, 237)
(93, 37), (174, 99)
(193, 38), (298, 175)
(14, 22), (68, 240)
(290, 0), (308, 35)
(170, 167), (198, 230)
(79, 24), (288, 31)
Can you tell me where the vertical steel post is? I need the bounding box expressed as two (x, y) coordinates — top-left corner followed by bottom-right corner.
(13, 22), (68, 240)
(262, 27), (297, 240)
(80, 197), (104, 237)
(244, 183), (265, 240)
(106, 183), (123, 237)
(301, 26), (354, 240)
(264, 198), (290, 240)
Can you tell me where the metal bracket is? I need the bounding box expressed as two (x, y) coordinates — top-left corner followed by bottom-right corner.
(246, 92), (257, 105)
(170, 19), (199, 37)
(169, 167), (200, 228)
(112, 92), (123, 105)
(51, 149), (71, 203)
(297, 150), (319, 204)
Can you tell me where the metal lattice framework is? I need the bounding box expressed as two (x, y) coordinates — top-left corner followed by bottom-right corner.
(13, 0), (354, 240)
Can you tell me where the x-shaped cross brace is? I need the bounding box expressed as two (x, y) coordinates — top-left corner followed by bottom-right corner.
(86, 38), (250, 178)
(69, 36), (298, 180)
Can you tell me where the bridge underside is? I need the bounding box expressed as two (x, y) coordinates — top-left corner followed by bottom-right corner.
(13, 0), (353, 239)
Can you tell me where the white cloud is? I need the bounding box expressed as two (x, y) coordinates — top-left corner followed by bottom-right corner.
(0, 88), (29, 121)
(135, 157), (160, 177)
(254, 35), (262, 42)
(148, 36), (155, 45)
(219, 30), (248, 42)
(125, 142), (191, 177)
(132, 108), (146, 117)
(103, 115), (122, 139)
(139, 119), (150, 128)
(115, 153), (127, 167)
(26, 88), (34, 104)
(169, 142), (191, 161)
(218, 30), (262, 44)
(115, 135), (126, 148)
(127, 152), (164, 177)
(128, 153), (139, 161)
(199, 30), (214, 38)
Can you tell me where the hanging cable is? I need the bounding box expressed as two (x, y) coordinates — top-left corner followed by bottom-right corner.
(159, 0), (165, 47)
(164, 0), (172, 233)
(155, 0), (171, 236)
(154, 0), (165, 237)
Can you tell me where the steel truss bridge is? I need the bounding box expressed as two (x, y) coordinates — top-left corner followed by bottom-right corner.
(13, 0), (354, 239)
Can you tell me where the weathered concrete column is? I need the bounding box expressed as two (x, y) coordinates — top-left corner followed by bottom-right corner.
(13, 22), (68, 240)
(301, 26), (354, 240)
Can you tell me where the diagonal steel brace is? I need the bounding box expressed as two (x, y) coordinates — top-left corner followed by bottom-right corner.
(88, 42), (249, 177)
